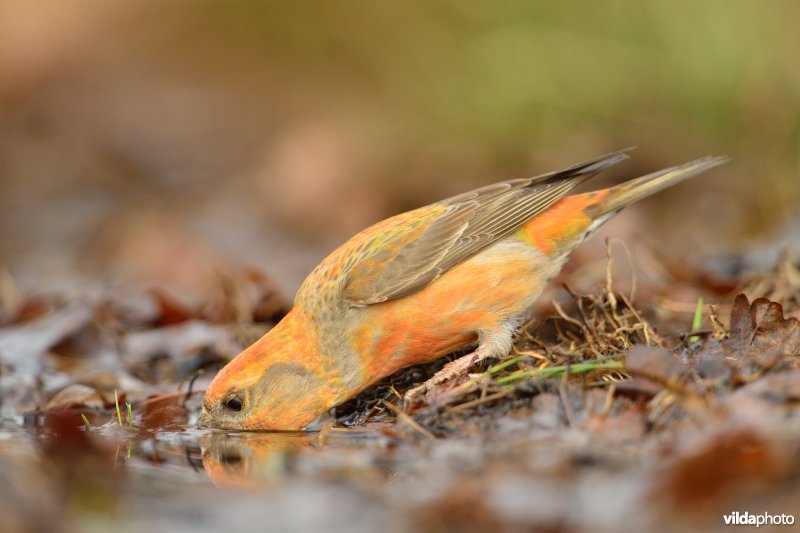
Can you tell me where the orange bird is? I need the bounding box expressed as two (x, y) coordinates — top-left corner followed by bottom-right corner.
(200, 150), (726, 430)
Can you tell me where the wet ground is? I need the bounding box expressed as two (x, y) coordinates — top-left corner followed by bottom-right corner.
(2, 248), (800, 532)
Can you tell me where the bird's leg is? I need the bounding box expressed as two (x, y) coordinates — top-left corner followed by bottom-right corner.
(402, 347), (487, 408)
(426, 349), (484, 392)
(403, 324), (517, 408)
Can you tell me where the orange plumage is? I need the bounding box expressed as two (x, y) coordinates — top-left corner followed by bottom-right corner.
(200, 150), (726, 430)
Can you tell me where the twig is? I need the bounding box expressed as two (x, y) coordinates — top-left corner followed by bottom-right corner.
(383, 402), (435, 439)
(447, 390), (512, 413)
(183, 370), (204, 407)
(602, 383), (616, 416)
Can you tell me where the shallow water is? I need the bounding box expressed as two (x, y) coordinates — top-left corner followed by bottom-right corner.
(1, 415), (416, 533)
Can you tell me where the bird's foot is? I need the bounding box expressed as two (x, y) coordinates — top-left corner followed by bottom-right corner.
(402, 351), (480, 409)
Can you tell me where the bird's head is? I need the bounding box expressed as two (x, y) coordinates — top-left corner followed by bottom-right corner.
(199, 310), (334, 431)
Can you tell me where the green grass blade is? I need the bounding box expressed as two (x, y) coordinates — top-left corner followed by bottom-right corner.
(487, 354), (530, 374)
(689, 296), (704, 342)
(495, 359), (624, 386)
(115, 389), (122, 427)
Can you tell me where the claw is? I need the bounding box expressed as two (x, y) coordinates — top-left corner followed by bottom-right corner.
(402, 351), (481, 409)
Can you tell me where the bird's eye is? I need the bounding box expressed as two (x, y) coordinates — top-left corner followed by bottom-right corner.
(220, 452), (242, 466)
(224, 395), (243, 412)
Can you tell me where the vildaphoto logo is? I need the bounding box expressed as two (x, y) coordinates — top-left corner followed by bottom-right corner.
(723, 511), (795, 527)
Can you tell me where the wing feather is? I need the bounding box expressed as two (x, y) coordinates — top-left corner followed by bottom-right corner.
(342, 149), (631, 306)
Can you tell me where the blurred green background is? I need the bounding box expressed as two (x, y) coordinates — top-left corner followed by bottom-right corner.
(0, 0), (798, 299)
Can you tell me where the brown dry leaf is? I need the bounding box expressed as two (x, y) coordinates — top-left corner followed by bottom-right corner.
(0, 303), (93, 371)
(45, 384), (105, 411)
(0, 303), (94, 416)
(693, 351), (731, 381)
(4, 295), (51, 326)
(743, 250), (800, 316)
(658, 428), (789, 509)
(725, 293), (800, 369)
(123, 320), (238, 375)
(244, 268), (291, 323)
(148, 288), (197, 327)
(624, 345), (689, 391)
(208, 268), (292, 325)
(139, 394), (189, 430)
(655, 391), (800, 513)
(735, 369), (800, 402)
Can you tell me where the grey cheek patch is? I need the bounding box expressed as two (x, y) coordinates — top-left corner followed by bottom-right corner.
(253, 362), (321, 404)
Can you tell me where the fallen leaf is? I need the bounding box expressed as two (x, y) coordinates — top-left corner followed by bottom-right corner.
(0, 303), (92, 372)
(0, 303), (94, 416)
(657, 428), (787, 508)
(45, 384), (105, 411)
(124, 320), (238, 374)
(693, 350), (731, 381)
(724, 294), (800, 370)
(139, 394), (189, 430)
(244, 268), (291, 323)
(624, 345), (689, 391)
(148, 288), (197, 326)
(735, 369), (800, 402)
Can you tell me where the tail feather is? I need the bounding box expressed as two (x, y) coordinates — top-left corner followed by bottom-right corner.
(589, 156), (729, 217)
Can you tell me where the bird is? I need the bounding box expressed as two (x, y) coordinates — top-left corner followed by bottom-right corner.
(199, 149), (726, 430)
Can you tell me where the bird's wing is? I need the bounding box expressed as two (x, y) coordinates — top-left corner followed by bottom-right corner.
(341, 149), (631, 306)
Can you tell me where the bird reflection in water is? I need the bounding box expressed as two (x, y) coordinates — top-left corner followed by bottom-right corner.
(200, 432), (315, 488)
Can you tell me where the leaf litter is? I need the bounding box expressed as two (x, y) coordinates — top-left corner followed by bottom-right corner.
(1, 249), (800, 532)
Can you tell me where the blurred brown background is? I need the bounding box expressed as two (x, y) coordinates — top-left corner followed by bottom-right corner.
(1, 0), (798, 301)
